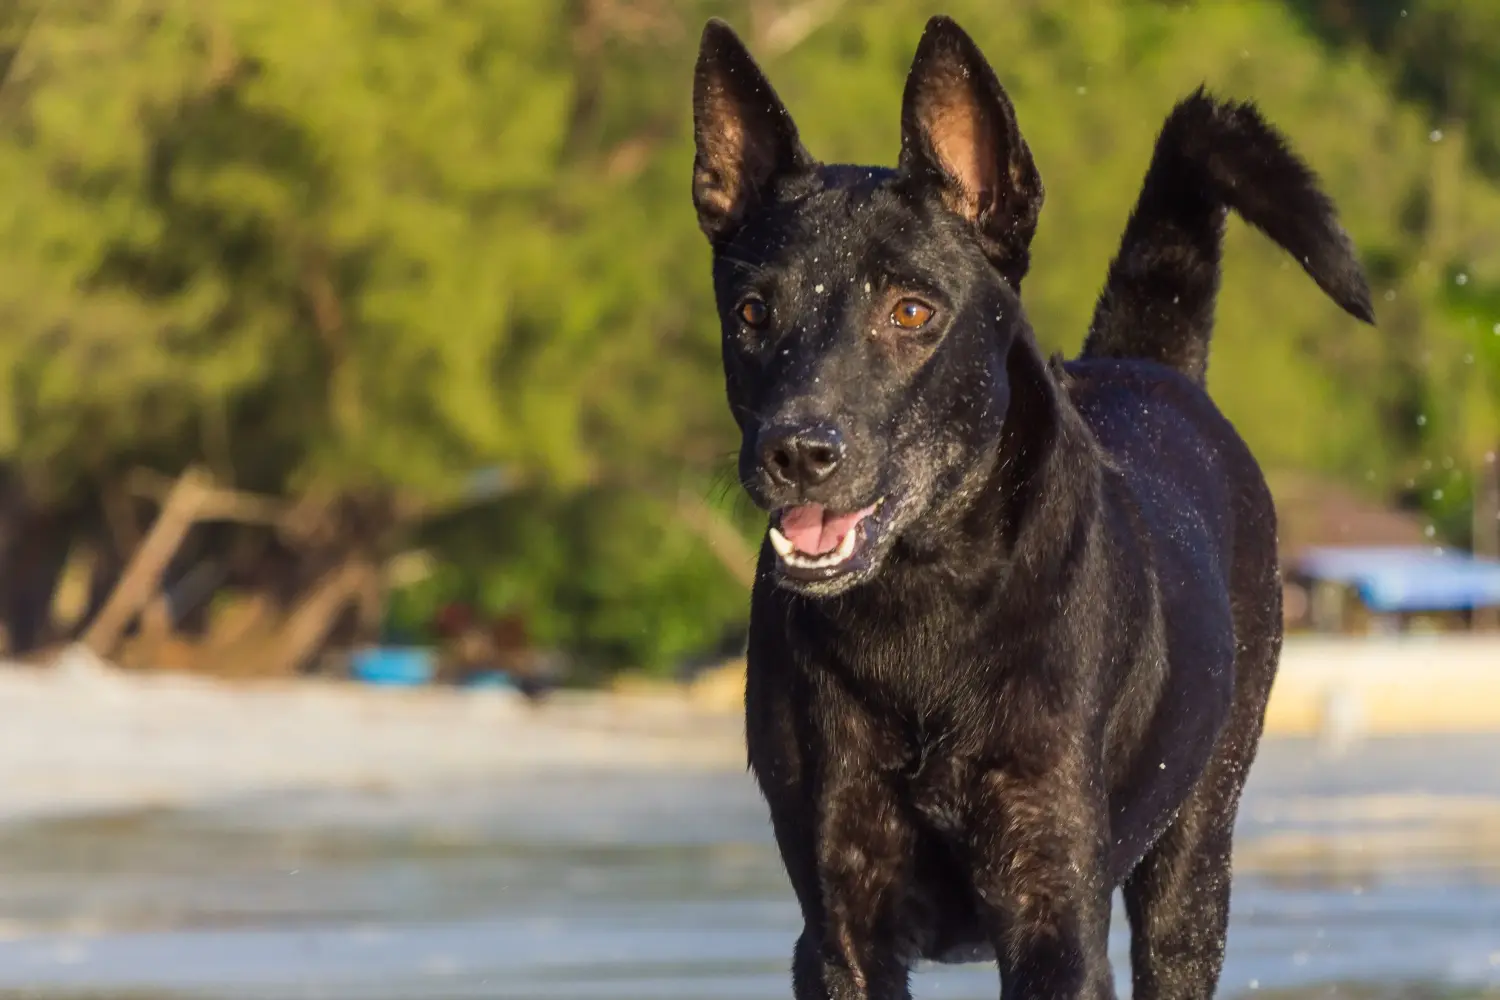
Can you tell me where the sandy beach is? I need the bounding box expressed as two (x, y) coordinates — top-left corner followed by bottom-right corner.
(0, 646), (1498, 997)
(0, 647), (745, 823)
(2, 634), (1499, 824)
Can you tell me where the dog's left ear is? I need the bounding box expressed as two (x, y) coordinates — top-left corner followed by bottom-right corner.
(692, 19), (814, 245)
(898, 17), (1043, 289)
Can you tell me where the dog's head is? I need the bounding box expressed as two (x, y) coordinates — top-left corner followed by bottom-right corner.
(692, 16), (1044, 597)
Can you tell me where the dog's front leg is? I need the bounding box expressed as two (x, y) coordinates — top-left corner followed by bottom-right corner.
(969, 772), (1115, 1000)
(791, 764), (914, 1000)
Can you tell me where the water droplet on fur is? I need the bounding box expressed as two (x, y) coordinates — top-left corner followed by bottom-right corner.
(815, 284), (825, 294)
(864, 282), (872, 293)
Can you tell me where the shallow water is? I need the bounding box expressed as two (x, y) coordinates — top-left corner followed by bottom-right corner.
(0, 737), (1497, 999)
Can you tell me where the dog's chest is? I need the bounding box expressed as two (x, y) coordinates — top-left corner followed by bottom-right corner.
(892, 731), (981, 837)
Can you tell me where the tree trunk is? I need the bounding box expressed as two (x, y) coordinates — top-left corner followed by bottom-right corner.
(79, 469), (212, 660)
(1474, 451), (1500, 630)
(267, 556), (377, 677)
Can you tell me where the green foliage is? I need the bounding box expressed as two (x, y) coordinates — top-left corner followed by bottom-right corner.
(1, 0), (1499, 673)
(412, 488), (752, 677)
(1292, 0), (1500, 176)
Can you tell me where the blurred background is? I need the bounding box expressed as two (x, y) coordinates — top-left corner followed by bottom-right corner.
(0, 0), (1498, 998)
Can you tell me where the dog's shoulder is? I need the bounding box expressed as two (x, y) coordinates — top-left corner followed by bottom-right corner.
(1059, 355), (1265, 539)
(1060, 356), (1238, 455)
(1061, 356), (1203, 407)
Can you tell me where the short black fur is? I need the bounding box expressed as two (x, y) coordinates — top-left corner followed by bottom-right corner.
(1084, 87), (1374, 383)
(690, 16), (1374, 1000)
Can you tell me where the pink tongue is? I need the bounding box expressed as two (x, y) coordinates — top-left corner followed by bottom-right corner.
(779, 503), (873, 555)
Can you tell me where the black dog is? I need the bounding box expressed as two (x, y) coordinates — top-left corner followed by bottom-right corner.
(691, 15), (1372, 1000)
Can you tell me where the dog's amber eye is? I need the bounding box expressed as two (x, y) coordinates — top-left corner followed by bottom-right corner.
(738, 297), (769, 328)
(892, 298), (935, 330)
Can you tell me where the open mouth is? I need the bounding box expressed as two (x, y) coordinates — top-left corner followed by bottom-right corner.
(768, 499), (885, 579)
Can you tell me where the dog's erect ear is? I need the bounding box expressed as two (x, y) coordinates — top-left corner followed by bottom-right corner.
(898, 17), (1043, 288)
(692, 19), (813, 244)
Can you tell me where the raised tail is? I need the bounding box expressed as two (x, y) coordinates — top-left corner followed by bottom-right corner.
(1080, 88), (1374, 384)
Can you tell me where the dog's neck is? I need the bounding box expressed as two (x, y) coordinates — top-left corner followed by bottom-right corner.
(837, 329), (1103, 627)
(987, 332), (1104, 597)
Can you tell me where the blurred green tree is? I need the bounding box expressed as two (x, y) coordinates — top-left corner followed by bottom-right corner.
(0, 0), (1497, 673)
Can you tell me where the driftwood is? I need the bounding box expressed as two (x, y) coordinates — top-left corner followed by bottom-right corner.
(73, 467), (390, 675)
(68, 463), (766, 675)
(80, 468), (215, 658)
(268, 556), (379, 677)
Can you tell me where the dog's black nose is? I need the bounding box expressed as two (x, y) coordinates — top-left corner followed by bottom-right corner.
(759, 424), (845, 489)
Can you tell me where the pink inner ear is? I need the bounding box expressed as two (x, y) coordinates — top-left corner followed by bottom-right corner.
(698, 81), (787, 223)
(698, 87), (750, 215)
(922, 89), (998, 221)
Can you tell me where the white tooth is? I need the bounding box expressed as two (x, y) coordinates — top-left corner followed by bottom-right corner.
(836, 526), (859, 560)
(769, 527), (796, 558)
(777, 524), (864, 571)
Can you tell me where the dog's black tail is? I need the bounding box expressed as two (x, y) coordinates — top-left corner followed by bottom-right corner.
(1080, 89), (1374, 384)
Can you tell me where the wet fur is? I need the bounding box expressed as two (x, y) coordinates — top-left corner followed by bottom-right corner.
(692, 16), (1373, 1000)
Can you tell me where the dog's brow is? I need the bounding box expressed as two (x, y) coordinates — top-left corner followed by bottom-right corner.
(719, 253), (767, 278)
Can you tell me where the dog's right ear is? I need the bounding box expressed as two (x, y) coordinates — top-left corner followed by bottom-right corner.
(897, 17), (1043, 289)
(692, 19), (813, 244)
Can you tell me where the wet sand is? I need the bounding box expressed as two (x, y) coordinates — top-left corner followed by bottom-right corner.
(0, 730), (1495, 996)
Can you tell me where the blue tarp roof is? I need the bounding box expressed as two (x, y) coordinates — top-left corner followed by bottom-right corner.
(1293, 546), (1500, 613)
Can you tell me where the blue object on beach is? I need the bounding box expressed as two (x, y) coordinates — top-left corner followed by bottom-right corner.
(461, 670), (519, 691)
(1295, 546), (1500, 613)
(350, 646), (436, 686)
